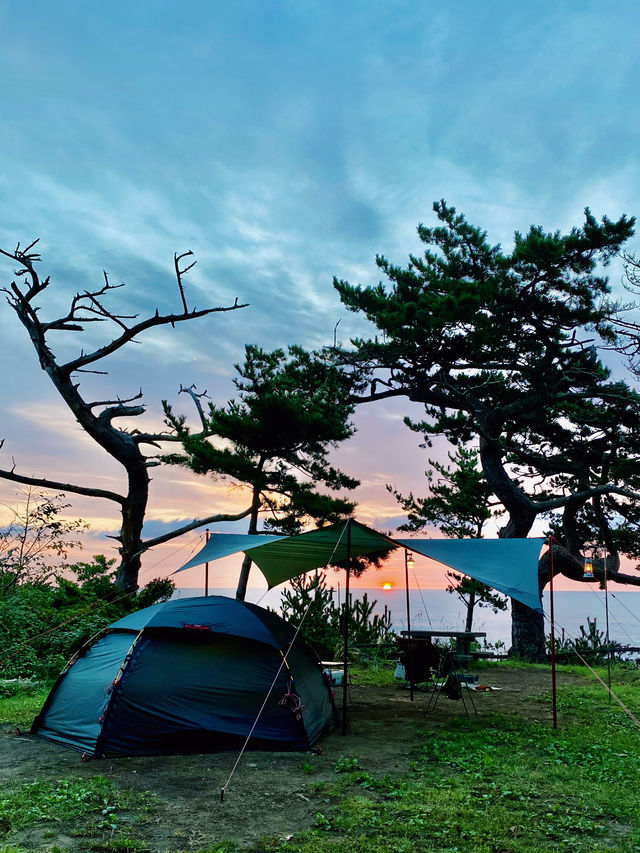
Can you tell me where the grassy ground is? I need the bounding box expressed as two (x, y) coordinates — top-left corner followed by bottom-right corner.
(0, 684), (49, 730)
(2, 664), (640, 852)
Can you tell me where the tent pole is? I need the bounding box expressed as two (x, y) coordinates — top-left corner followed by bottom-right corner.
(404, 549), (414, 702)
(342, 518), (352, 735)
(548, 536), (557, 729)
(604, 553), (611, 703)
(204, 529), (210, 597)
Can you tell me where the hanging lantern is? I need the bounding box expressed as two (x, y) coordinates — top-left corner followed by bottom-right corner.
(583, 559), (595, 580)
(406, 553), (415, 570)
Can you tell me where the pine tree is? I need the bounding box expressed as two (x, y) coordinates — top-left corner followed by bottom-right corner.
(164, 344), (359, 598)
(335, 201), (640, 659)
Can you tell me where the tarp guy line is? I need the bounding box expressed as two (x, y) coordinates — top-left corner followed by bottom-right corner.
(543, 611), (640, 729)
(585, 584), (635, 645)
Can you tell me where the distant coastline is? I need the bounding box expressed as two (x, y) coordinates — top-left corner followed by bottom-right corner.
(173, 587), (640, 650)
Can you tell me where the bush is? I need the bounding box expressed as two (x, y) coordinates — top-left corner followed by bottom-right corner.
(0, 558), (175, 681)
(279, 571), (395, 660)
(548, 617), (618, 664)
(0, 492), (176, 681)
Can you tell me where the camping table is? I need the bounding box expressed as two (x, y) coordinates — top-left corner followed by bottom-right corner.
(321, 661), (347, 686)
(400, 630), (487, 657)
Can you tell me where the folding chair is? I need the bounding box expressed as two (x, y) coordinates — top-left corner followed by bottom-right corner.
(426, 648), (478, 717)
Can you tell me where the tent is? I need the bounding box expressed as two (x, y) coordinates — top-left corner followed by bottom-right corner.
(31, 596), (334, 757)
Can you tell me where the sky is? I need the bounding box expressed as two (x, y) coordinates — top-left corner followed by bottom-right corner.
(1, 0), (640, 592)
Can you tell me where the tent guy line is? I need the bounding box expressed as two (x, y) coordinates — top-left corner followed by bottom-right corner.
(543, 610), (640, 729)
(220, 521), (349, 801)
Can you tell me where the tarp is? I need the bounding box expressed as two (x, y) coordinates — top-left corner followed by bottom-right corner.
(177, 533), (287, 572)
(176, 521), (545, 612)
(397, 537), (544, 613)
(177, 521), (395, 588)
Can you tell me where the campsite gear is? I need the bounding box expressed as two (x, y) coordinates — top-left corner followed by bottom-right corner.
(31, 596), (334, 758)
(400, 629), (487, 657)
(442, 675), (462, 700)
(176, 520), (544, 734)
(425, 649), (478, 717)
(548, 536), (559, 729)
(404, 549), (415, 700)
(396, 637), (440, 686)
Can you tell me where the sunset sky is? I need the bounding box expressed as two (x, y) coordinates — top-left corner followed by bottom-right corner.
(1, 1), (639, 591)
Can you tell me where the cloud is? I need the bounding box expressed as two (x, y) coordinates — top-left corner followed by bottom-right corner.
(1, 0), (640, 588)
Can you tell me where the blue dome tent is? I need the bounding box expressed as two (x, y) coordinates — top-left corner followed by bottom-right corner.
(31, 596), (334, 758)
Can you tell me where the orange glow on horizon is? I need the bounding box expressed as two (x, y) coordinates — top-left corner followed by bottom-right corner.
(382, 582), (393, 591)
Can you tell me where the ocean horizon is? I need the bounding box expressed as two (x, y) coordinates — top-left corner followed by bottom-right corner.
(173, 586), (640, 651)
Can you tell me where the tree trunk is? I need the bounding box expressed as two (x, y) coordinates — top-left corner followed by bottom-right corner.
(464, 588), (475, 633)
(235, 483), (261, 601)
(510, 597), (546, 662)
(479, 432), (598, 660)
(115, 466), (150, 592)
(235, 553), (252, 601)
(497, 506), (545, 661)
(477, 435), (545, 660)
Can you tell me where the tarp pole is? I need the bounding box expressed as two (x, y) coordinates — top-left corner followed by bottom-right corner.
(204, 529), (210, 597)
(604, 553), (611, 703)
(405, 549), (414, 702)
(342, 518), (351, 735)
(548, 536), (558, 729)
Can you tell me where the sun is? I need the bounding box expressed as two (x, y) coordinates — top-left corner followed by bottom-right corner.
(381, 582), (393, 591)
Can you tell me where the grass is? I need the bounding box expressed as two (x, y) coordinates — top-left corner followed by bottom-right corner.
(0, 682), (158, 851)
(0, 684), (49, 728)
(234, 662), (640, 853)
(3, 665), (640, 851)
(0, 775), (151, 833)
(350, 663), (398, 687)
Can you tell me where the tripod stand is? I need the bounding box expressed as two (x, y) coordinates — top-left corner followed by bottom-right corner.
(426, 648), (478, 717)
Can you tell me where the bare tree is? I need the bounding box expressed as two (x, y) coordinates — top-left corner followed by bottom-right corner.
(0, 240), (252, 591)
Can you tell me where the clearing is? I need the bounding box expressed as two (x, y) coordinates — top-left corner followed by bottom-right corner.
(0, 665), (583, 851)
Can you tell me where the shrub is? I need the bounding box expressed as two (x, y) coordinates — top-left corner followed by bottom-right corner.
(279, 571), (395, 660)
(0, 559), (175, 681)
(548, 617), (618, 664)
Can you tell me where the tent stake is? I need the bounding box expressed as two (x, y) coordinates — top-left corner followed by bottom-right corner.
(342, 518), (352, 735)
(548, 536), (558, 729)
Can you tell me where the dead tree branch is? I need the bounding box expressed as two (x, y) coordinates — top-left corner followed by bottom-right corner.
(179, 384), (209, 431)
(141, 506), (253, 552)
(0, 466), (125, 505)
(174, 250), (197, 313)
(0, 240), (250, 590)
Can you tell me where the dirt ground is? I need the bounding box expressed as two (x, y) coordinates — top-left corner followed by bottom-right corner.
(0, 666), (586, 851)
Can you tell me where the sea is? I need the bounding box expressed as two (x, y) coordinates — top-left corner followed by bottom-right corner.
(173, 586), (640, 652)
